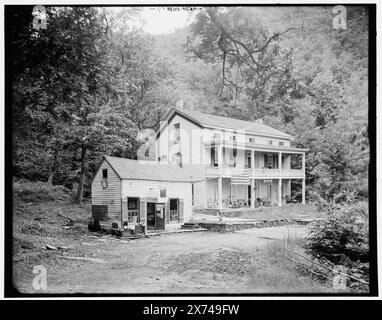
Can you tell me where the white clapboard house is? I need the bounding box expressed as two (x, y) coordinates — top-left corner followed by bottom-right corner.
(91, 107), (307, 231)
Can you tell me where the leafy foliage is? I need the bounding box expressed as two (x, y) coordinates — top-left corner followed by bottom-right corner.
(306, 201), (369, 264)
(10, 6), (369, 206)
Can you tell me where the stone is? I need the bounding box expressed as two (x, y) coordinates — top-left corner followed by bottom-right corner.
(45, 244), (57, 250)
(57, 245), (71, 250)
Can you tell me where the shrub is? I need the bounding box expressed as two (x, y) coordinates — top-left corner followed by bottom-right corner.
(306, 201), (369, 264)
(13, 180), (71, 203)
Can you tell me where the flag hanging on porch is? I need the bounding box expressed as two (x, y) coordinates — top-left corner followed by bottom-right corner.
(231, 169), (251, 185)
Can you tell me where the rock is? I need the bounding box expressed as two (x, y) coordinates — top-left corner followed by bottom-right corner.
(57, 245), (71, 250)
(62, 226), (71, 230)
(97, 238), (107, 242)
(156, 277), (160, 280)
(120, 240), (129, 244)
(45, 244), (57, 250)
(60, 256), (106, 263)
(82, 242), (94, 246)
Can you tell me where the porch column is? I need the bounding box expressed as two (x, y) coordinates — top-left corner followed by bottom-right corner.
(251, 179), (255, 208)
(218, 176), (223, 209)
(302, 152), (306, 204)
(278, 178), (282, 206)
(251, 149), (255, 208)
(218, 143), (223, 168)
(302, 153), (305, 172)
(278, 152), (282, 171)
(302, 179), (306, 204)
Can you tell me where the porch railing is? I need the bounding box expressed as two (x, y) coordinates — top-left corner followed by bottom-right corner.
(205, 166), (304, 178)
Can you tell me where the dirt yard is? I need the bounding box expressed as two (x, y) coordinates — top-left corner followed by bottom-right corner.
(13, 222), (336, 294)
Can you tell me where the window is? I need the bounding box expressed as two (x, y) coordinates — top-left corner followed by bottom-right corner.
(279, 141), (284, 146)
(145, 148), (150, 157)
(264, 154), (272, 169)
(174, 123), (180, 142)
(249, 137), (255, 143)
(229, 135), (236, 141)
(229, 148), (237, 167)
(192, 183), (194, 206)
(267, 140), (273, 145)
(102, 169), (108, 179)
(169, 199), (179, 222)
(127, 197), (140, 223)
(211, 145), (218, 167)
(160, 188), (166, 197)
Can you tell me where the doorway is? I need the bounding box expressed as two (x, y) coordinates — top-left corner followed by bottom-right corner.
(146, 202), (165, 230)
(247, 185), (251, 206)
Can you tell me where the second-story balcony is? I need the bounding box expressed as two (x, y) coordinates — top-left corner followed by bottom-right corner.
(205, 166), (305, 179)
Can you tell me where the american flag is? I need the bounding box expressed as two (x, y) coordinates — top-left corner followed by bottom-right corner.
(231, 169), (251, 185)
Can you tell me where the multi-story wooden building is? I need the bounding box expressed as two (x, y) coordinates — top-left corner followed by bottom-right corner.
(91, 107), (307, 231)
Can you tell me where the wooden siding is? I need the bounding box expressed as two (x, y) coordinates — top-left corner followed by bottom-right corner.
(193, 180), (206, 209)
(157, 113), (202, 164)
(121, 179), (193, 223)
(91, 159), (122, 222)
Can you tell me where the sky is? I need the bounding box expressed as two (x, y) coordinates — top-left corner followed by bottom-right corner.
(138, 7), (196, 34)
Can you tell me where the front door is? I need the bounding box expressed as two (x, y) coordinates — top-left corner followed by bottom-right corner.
(147, 202), (156, 230)
(155, 203), (165, 230)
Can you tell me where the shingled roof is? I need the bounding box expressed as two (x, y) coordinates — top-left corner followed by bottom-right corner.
(169, 107), (293, 139)
(104, 156), (200, 182)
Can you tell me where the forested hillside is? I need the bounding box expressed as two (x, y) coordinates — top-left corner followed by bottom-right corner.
(10, 6), (370, 205)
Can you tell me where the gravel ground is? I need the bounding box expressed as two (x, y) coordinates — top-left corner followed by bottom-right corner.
(13, 225), (334, 294)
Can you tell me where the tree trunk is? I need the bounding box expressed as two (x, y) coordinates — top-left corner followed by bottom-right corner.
(75, 145), (87, 203)
(47, 149), (59, 186)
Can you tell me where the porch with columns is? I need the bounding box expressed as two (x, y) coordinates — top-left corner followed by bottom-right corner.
(205, 142), (306, 210)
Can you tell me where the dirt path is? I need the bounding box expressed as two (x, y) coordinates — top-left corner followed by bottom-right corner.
(14, 225), (333, 294)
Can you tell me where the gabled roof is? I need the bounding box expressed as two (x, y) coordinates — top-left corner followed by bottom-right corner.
(104, 156), (200, 182)
(164, 107), (294, 139)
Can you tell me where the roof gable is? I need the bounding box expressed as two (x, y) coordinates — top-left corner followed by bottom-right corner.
(162, 107), (293, 139)
(104, 156), (200, 182)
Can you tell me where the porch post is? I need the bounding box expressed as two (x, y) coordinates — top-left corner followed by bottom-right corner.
(218, 143), (223, 168)
(302, 153), (305, 172)
(251, 149), (255, 208)
(218, 143), (223, 210)
(302, 152), (306, 204)
(218, 176), (223, 209)
(278, 178), (282, 206)
(251, 179), (255, 208)
(278, 152), (282, 170)
(302, 179), (306, 204)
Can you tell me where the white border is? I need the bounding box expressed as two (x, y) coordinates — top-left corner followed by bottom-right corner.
(0, 0), (380, 300)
